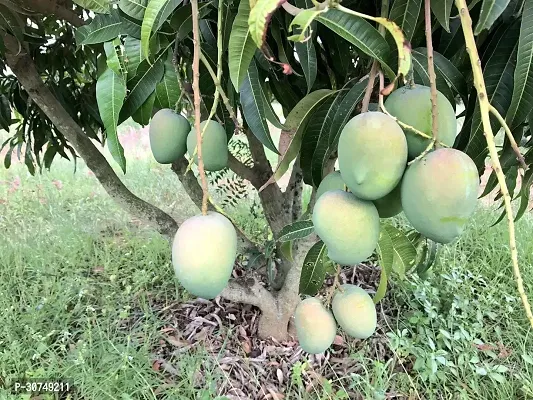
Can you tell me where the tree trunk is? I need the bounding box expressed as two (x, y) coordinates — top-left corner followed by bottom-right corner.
(257, 307), (294, 341)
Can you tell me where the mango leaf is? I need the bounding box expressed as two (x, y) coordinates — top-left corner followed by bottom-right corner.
(170, 2), (212, 40)
(76, 11), (123, 46)
(96, 68), (127, 173)
(121, 12), (142, 38)
(413, 47), (468, 102)
(288, 8), (325, 42)
(380, 224), (417, 278)
(416, 240), (439, 277)
(229, 0), (257, 91)
(240, 61), (280, 154)
(431, 0), (453, 32)
(374, 225), (395, 304)
(248, 0), (287, 48)
(475, 0), (511, 34)
(316, 10), (393, 77)
(124, 36), (143, 79)
(132, 91), (156, 125)
(506, 0), (533, 129)
(280, 240), (293, 261)
(154, 0), (183, 31)
(73, 0), (111, 13)
(277, 220), (314, 242)
(300, 97), (335, 184)
(311, 78), (369, 186)
(155, 53), (181, 109)
(515, 168), (533, 221)
(119, 0), (148, 20)
(259, 89), (335, 191)
(411, 49), (456, 105)
(261, 85), (285, 129)
(295, 39), (317, 93)
(389, 0), (422, 41)
(141, 0), (171, 60)
(299, 240), (327, 296)
(0, 4), (25, 44)
(104, 38), (125, 77)
(119, 55), (165, 122)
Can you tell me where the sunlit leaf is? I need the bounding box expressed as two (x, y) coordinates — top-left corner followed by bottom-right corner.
(277, 220), (314, 242)
(75, 10), (123, 45)
(475, 0), (511, 34)
(229, 0), (257, 91)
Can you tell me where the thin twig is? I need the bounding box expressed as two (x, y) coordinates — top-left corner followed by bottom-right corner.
(191, 0), (209, 215)
(488, 104), (527, 171)
(199, 52), (241, 129)
(325, 264), (343, 306)
(424, 0), (439, 146)
(455, 0), (533, 328)
(361, 0), (389, 113)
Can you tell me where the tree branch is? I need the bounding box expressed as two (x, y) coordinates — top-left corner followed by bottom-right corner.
(283, 158), (303, 222)
(219, 275), (276, 309)
(20, 0), (83, 27)
(4, 34), (178, 240)
(227, 153), (258, 185)
(424, 0), (439, 145)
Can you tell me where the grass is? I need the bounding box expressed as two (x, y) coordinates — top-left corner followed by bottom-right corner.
(0, 129), (533, 399)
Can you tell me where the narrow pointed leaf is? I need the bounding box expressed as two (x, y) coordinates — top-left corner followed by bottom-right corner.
(96, 68), (127, 173)
(299, 240), (327, 296)
(261, 85), (285, 129)
(475, 0), (511, 34)
(229, 0), (257, 91)
(76, 11), (123, 45)
(141, 0), (170, 60)
(119, 0), (148, 20)
(389, 0), (423, 41)
(295, 39), (317, 93)
(515, 168), (533, 221)
(170, 2), (212, 40)
(124, 36), (143, 78)
(506, 0), (533, 129)
(381, 224), (417, 277)
(277, 220), (314, 242)
(132, 91), (156, 125)
(288, 8), (324, 42)
(259, 89), (335, 191)
(311, 78), (369, 186)
(431, 0), (453, 32)
(316, 10), (392, 76)
(73, 0), (111, 13)
(155, 53), (181, 109)
(240, 61), (279, 154)
(104, 38), (125, 76)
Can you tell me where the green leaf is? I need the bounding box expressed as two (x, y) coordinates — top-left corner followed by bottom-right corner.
(0, 4), (25, 44)
(104, 38), (125, 77)
(316, 10), (394, 78)
(381, 224), (417, 277)
(467, 20), (519, 169)
(248, 0), (286, 47)
(431, 0), (453, 32)
(300, 97), (335, 184)
(299, 240), (327, 296)
(76, 11), (123, 46)
(155, 52), (181, 109)
(413, 47), (468, 102)
(277, 220), (314, 242)
(141, 0), (170, 60)
(120, 12), (142, 38)
(119, 0), (148, 20)
(170, 2), (212, 40)
(374, 225), (394, 304)
(295, 39), (317, 93)
(288, 8), (324, 42)
(475, 0), (511, 34)
(229, 0), (257, 91)
(506, 0), (533, 129)
(120, 55), (165, 122)
(97, 68), (127, 173)
(73, 0), (111, 13)
(374, 267), (388, 304)
(260, 89), (335, 190)
(240, 60), (279, 154)
(154, 0), (183, 31)
(389, 0), (422, 41)
(311, 78), (369, 186)
(261, 85), (284, 129)
(515, 168), (533, 221)
(124, 36), (143, 79)
(132, 91), (156, 125)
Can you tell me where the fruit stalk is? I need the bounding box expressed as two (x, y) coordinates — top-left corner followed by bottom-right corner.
(455, 0), (533, 327)
(424, 0), (439, 145)
(191, 0), (209, 215)
(361, 0), (388, 113)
